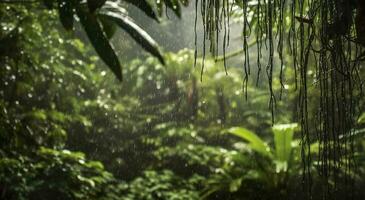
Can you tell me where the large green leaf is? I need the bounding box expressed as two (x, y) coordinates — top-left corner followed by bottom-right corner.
(272, 123), (298, 163)
(99, 8), (165, 65)
(57, 0), (74, 31)
(76, 7), (122, 80)
(99, 16), (117, 39)
(228, 127), (272, 157)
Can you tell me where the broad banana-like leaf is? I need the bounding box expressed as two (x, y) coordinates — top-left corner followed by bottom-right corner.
(76, 7), (122, 81)
(57, 0), (74, 31)
(228, 127), (272, 158)
(99, 9), (165, 65)
(124, 0), (159, 22)
(272, 123), (298, 163)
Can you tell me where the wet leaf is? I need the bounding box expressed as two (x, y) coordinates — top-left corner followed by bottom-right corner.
(76, 7), (122, 81)
(99, 10), (165, 65)
(228, 127), (272, 157)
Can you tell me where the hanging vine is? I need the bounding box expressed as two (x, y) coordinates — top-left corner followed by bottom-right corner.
(194, 0), (364, 199)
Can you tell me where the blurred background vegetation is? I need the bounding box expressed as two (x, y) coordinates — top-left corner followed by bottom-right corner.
(0, 0), (364, 200)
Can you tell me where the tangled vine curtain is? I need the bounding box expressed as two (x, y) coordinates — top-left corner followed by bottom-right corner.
(194, 0), (364, 198)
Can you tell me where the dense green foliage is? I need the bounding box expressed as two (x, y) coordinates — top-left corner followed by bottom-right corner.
(38, 0), (188, 80)
(1, 1), (365, 200)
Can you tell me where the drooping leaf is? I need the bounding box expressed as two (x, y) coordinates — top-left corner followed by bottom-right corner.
(124, 0), (159, 22)
(57, 0), (74, 31)
(228, 127), (272, 157)
(76, 7), (122, 80)
(87, 0), (106, 13)
(99, 16), (117, 39)
(99, 9), (165, 65)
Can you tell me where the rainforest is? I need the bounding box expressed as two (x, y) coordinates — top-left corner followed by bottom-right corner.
(0, 0), (364, 200)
